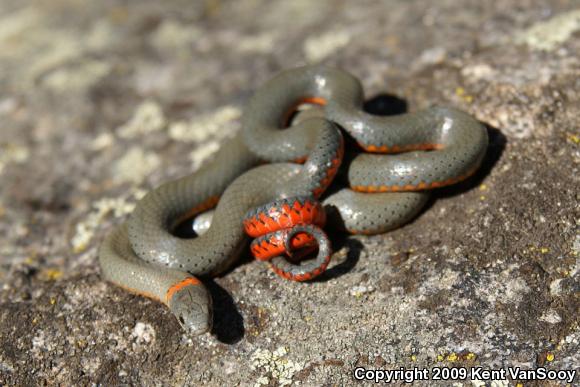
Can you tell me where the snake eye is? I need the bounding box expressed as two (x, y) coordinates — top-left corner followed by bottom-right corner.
(168, 280), (212, 336)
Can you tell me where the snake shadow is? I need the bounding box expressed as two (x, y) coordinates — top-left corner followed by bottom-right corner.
(205, 235), (364, 339)
(363, 93), (409, 116)
(173, 225), (248, 343)
(204, 278), (245, 343)
(307, 235), (364, 283)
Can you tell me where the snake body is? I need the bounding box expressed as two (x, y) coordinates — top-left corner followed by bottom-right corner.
(99, 65), (488, 335)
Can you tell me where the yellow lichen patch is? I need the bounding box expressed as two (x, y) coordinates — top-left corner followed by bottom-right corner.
(557, 269), (570, 278)
(189, 141), (220, 171)
(438, 351), (479, 363)
(109, 7), (129, 23)
(515, 9), (580, 51)
(112, 147), (161, 184)
(528, 245), (550, 255)
(567, 133), (579, 144)
(446, 353), (458, 362)
(168, 105), (241, 143)
(117, 101), (166, 138)
(90, 132), (114, 151)
(23, 250), (39, 265)
(350, 285), (375, 298)
(0, 142), (29, 174)
(42, 59), (111, 92)
(0, 7), (42, 45)
(71, 192), (144, 253)
(455, 86), (474, 103)
(479, 184), (488, 191)
(40, 268), (63, 281)
(151, 20), (201, 54)
(72, 224), (94, 254)
(236, 33), (275, 53)
(303, 30), (351, 62)
(168, 106), (241, 170)
(0, 8), (80, 86)
(0, 6), (116, 89)
(251, 346), (304, 387)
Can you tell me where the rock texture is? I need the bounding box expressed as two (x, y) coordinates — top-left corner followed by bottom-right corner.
(0, 0), (578, 385)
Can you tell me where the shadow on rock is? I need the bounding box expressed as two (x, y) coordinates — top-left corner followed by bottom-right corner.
(364, 93), (408, 116)
(309, 235), (363, 283)
(206, 279), (245, 344)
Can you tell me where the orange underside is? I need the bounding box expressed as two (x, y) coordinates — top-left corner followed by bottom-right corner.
(172, 195), (220, 229)
(313, 136), (344, 198)
(269, 258), (329, 282)
(300, 97), (327, 106)
(360, 142), (444, 154)
(352, 166), (478, 193)
(251, 232), (316, 261)
(243, 200), (325, 238)
(165, 277), (202, 304)
(113, 281), (161, 303)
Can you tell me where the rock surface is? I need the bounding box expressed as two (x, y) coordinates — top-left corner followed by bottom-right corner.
(0, 0), (578, 385)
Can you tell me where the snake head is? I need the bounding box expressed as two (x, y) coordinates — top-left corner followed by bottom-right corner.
(168, 281), (213, 336)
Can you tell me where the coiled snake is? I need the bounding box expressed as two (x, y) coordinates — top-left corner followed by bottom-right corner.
(99, 65), (488, 335)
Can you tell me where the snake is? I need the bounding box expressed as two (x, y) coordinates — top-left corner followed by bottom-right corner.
(98, 65), (488, 335)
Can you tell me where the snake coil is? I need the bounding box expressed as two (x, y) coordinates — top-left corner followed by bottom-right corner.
(99, 65), (488, 335)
